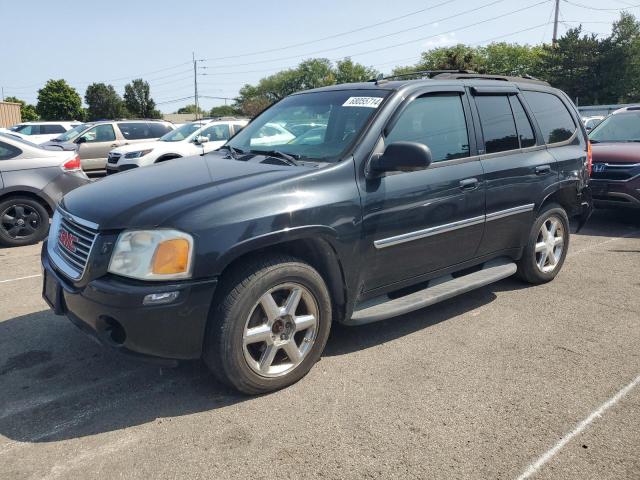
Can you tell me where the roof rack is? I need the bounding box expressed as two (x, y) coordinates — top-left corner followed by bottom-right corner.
(370, 70), (476, 84)
(431, 72), (550, 86)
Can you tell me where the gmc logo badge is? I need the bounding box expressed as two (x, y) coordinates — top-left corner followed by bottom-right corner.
(59, 229), (78, 252)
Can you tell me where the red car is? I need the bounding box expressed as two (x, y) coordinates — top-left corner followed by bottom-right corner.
(588, 106), (640, 209)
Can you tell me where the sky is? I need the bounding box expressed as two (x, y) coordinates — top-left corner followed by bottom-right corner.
(0, 0), (635, 113)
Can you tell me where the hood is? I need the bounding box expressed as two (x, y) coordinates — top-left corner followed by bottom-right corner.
(592, 142), (640, 164)
(40, 140), (78, 151)
(111, 140), (168, 155)
(61, 152), (312, 230)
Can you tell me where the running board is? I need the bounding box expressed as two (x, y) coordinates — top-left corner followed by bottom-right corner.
(347, 258), (517, 326)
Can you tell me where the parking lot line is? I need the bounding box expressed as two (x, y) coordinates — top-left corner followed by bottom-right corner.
(0, 274), (41, 284)
(516, 374), (640, 480)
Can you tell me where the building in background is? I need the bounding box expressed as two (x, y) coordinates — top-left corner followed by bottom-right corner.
(0, 101), (21, 128)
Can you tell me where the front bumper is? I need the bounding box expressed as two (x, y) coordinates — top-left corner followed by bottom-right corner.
(589, 175), (640, 209)
(105, 163), (139, 175)
(41, 243), (218, 361)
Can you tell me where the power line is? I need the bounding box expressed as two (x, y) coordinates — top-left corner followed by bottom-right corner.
(563, 0), (640, 11)
(202, 0), (508, 69)
(200, 0), (460, 62)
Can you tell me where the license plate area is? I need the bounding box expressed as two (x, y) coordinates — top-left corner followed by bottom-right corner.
(43, 270), (66, 315)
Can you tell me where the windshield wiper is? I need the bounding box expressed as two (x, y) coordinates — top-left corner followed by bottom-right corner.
(254, 150), (301, 166)
(219, 145), (244, 159)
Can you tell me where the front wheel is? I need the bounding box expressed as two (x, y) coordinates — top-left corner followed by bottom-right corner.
(203, 255), (332, 394)
(517, 203), (570, 284)
(0, 197), (50, 247)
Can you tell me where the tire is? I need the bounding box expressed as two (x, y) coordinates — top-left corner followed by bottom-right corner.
(0, 197), (50, 247)
(203, 254), (332, 395)
(517, 202), (570, 284)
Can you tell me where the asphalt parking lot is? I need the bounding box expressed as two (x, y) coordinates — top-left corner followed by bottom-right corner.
(0, 209), (638, 480)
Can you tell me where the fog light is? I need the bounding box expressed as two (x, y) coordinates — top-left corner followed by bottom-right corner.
(143, 291), (180, 305)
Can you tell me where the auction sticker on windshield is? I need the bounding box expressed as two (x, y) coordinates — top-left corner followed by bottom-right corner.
(342, 97), (383, 108)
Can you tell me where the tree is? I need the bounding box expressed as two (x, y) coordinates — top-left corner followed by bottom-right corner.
(4, 96), (38, 121)
(476, 43), (543, 77)
(175, 104), (206, 114)
(209, 105), (240, 117)
(124, 79), (161, 118)
(235, 58), (378, 117)
(84, 83), (126, 120)
(36, 79), (83, 120)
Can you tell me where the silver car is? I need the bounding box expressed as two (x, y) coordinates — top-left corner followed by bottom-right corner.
(0, 133), (90, 247)
(42, 120), (175, 174)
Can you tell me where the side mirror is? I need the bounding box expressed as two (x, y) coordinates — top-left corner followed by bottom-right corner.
(367, 141), (432, 177)
(194, 136), (209, 145)
(76, 136), (87, 144)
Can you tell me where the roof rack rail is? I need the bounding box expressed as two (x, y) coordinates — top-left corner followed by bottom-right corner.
(431, 72), (550, 86)
(370, 70), (476, 85)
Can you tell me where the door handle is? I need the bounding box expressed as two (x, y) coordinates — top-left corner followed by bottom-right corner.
(459, 178), (479, 191)
(110, 144), (118, 147)
(535, 165), (551, 175)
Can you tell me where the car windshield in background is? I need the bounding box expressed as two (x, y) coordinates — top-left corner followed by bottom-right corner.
(227, 89), (390, 162)
(160, 122), (206, 142)
(589, 112), (640, 143)
(53, 123), (88, 142)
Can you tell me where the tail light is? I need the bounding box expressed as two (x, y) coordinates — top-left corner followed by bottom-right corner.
(62, 154), (81, 171)
(586, 141), (593, 177)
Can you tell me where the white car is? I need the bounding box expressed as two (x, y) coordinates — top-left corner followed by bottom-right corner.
(107, 119), (248, 174)
(249, 123), (295, 147)
(582, 115), (605, 132)
(6, 121), (82, 144)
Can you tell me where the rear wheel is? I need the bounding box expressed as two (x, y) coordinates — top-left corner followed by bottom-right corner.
(203, 255), (332, 394)
(0, 197), (49, 247)
(517, 203), (569, 284)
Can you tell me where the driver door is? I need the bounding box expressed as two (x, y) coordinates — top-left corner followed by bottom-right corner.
(360, 89), (486, 292)
(198, 124), (231, 153)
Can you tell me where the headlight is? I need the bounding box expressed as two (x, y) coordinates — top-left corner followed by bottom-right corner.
(108, 230), (194, 280)
(124, 149), (153, 159)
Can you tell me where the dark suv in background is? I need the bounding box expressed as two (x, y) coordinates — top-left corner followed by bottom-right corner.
(41, 72), (592, 394)
(588, 106), (640, 209)
(42, 120), (175, 174)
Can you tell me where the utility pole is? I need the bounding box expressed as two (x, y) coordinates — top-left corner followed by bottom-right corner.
(193, 52), (200, 121)
(552, 0), (560, 47)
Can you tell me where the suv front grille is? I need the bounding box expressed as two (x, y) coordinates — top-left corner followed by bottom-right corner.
(52, 211), (98, 278)
(107, 152), (121, 164)
(591, 163), (640, 181)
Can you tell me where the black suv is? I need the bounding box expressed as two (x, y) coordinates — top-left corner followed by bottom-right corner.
(41, 73), (593, 394)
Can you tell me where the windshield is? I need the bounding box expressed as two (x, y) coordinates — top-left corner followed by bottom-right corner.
(160, 122), (207, 142)
(227, 89), (390, 162)
(54, 123), (88, 142)
(589, 112), (640, 142)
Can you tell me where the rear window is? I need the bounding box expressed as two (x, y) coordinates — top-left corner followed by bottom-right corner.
(0, 141), (22, 160)
(41, 124), (66, 134)
(118, 122), (152, 140)
(523, 91), (576, 144)
(509, 96), (536, 148)
(14, 124), (39, 135)
(475, 95), (519, 154)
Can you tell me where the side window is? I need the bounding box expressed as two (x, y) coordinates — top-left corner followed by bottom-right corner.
(386, 94), (470, 162)
(233, 124), (246, 135)
(80, 124), (116, 143)
(475, 95), (519, 154)
(0, 141), (22, 160)
(149, 123), (173, 137)
(522, 91), (576, 144)
(41, 124), (66, 134)
(509, 96), (536, 148)
(118, 122), (151, 140)
(15, 124), (37, 135)
(200, 124), (230, 141)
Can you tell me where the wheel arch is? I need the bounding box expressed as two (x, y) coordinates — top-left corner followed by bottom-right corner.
(154, 154), (182, 163)
(0, 188), (55, 214)
(214, 227), (348, 323)
(537, 182), (581, 218)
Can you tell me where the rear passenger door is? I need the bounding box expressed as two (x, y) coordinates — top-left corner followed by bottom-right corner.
(471, 87), (558, 256)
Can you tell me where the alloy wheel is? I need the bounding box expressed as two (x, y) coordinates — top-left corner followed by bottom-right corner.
(535, 216), (564, 273)
(1, 204), (42, 240)
(242, 282), (319, 378)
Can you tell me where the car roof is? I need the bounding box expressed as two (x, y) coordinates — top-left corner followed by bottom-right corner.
(611, 106), (640, 115)
(16, 121), (79, 125)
